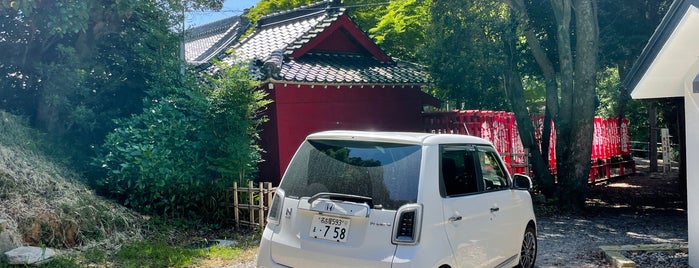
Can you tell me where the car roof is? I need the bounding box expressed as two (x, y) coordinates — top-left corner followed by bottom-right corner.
(306, 130), (493, 146)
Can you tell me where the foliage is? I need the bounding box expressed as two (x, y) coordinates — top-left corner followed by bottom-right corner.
(205, 61), (273, 182)
(94, 63), (270, 220)
(0, 0), (224, 173)
(596, 68), (622, 118)
(244, 0), (394, 32)
(95, 81), (212, 217)
(625, 98), (683, 144)
(598, 0), (672, 75)
(244, 0), (315, 28)
(344, 0), (390, 30)
(366, 0), (430, 61)
(521, 75), (546, 113)
(425, 0), (510, 111)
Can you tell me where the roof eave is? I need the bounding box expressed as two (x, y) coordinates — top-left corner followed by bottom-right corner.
(623, 0), (699, 98)
(265, 79), (427, 87)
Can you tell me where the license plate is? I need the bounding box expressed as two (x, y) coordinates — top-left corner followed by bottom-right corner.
(309, 215), (350, 243)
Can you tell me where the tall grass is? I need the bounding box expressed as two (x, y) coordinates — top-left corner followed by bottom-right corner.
(0, 109), (261, 267)
(0, 110), (143, 250)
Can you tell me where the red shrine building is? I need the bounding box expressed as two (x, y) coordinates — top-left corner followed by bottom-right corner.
(185, 0), (439, 184)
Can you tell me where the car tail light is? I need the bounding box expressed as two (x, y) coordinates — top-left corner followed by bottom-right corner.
(392, 204), (422, 245)
(267, 189), (285, 226)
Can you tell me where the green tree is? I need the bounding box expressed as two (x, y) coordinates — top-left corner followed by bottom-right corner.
(500, 0), (600, 209)
(205, 61), (273, 184)
(366, 0), (429, 62)
(0, 0), (223, 169)
(244, 0), (315, 25)
(425, 0), (510, 111)
(95, 62), (270, 219)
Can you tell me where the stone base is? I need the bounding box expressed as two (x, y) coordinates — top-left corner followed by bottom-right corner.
(0, 219), (21, 254)
(4, 246), (57, 265)
(600, 244), (688, 268)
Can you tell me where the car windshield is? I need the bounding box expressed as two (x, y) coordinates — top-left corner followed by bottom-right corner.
(279, 139), (422, 210)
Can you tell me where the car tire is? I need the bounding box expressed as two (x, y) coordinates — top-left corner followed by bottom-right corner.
(516, 224), (537, 268)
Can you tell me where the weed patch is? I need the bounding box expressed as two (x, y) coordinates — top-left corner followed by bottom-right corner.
(116, 241), (198, 267)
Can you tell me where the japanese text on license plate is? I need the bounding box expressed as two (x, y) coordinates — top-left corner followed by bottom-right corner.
(309, 215), (350, 243)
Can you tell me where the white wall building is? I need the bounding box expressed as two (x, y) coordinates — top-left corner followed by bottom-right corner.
(623, 0), (699, 266)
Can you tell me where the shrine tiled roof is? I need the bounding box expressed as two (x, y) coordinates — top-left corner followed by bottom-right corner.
(276, 53), (427, 84)
(231, 1), (342, 62)
(184, 16), (248, 66)
(185, 0), (428, 85)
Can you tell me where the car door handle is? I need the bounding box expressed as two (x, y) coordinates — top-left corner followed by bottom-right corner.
(490, 207), (500, 212)
(449, 215), (462, 222)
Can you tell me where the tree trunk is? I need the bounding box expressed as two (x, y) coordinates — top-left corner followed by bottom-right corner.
(554, 0), (599, 210)
(503, 67), (556, 197)
(550, 0), (575, 207)
(506, 0), (557, 196)
(503, 0), (601, 209)
(649, 101), (658, 172)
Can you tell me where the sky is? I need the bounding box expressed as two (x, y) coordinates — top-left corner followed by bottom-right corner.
(185, 0), (260, 28)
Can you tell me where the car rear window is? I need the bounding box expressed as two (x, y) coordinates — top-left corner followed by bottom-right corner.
(279, 139), (422, 210)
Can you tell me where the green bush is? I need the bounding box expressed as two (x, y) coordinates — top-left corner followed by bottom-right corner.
(94, 63), (271, 220)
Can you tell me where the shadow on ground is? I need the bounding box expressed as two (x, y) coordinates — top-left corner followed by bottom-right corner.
(535, 160), (688, 267)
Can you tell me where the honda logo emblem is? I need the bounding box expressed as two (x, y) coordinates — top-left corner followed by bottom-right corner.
(326, 203), (334, 211)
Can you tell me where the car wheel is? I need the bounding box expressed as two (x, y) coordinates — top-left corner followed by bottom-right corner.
(516, 225), (537, 268)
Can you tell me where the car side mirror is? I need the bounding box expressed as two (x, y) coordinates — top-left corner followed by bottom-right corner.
(513, 174), (533, 191)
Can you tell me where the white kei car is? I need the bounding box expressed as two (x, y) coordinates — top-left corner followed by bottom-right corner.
(257, 131), (537, 268)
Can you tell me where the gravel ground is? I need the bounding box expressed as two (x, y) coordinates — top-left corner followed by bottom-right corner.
(228, 164), (688, 268)
(536, 208), (687, 267)
(536, 165), (688, 267)
(622, 250), (689, 268)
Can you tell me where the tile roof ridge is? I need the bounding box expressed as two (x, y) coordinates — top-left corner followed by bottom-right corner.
(394, 58), (426, 68)
(185, 15), (243, 41)
(257, 0), (343, 28)
(229, 11), (331, 57)
(188, 19), (250, 66)
(282, 8), (346, 56)
(305, 51), (366, 57)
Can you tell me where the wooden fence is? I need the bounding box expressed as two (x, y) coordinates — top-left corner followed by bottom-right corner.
(227, 181), (275, 229)
(226, 151), (527, 229)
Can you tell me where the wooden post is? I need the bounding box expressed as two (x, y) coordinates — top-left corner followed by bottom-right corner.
(266, 183), (273, 222)
(258, 182), (265, 228)
(649, 102), (658, 172)
(248, 181), (254, 227)
(233, 182), (239, 227)
(525, 148), (530, 177)
(619, 161), (625, 177)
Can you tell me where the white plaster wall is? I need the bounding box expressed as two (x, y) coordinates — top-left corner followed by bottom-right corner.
(684, 62), (699, 268)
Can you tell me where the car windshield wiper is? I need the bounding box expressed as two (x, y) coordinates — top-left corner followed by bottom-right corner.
(308, 192), (373, 208)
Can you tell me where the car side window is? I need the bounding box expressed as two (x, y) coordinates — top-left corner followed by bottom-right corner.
(477, 149), (509, 191)
(441, 145), (480, 196)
